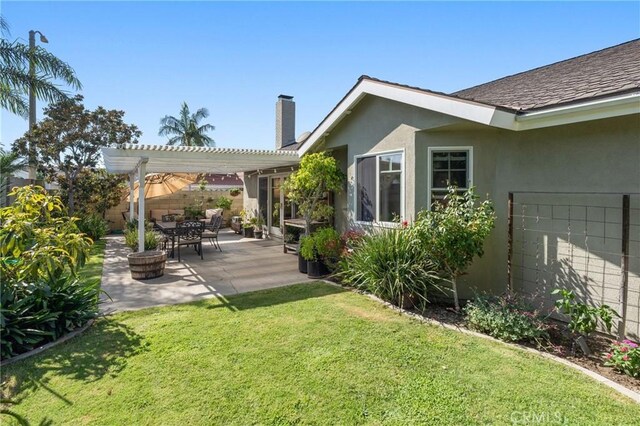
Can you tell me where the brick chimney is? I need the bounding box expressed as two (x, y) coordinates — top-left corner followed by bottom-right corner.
(275, 95), (295, 149)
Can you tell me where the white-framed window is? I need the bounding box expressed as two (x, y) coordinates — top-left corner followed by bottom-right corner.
(428, 147), (473, 207)
(355, 150), (404, 223)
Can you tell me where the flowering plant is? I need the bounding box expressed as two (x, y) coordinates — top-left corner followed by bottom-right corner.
(604, 339), (640, 378)
(341, 229), (365, 251)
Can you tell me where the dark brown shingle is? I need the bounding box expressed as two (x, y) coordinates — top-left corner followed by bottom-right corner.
(453, 39), (640, 111)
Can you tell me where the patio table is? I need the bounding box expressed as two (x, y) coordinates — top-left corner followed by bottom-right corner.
(156, 221), (207, 258)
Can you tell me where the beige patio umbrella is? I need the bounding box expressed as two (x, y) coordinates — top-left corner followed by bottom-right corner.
(126, 173), (200, 202)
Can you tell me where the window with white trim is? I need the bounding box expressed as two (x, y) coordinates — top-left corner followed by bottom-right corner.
(356, 151), (403, 222)
(429, 148), (472, 205)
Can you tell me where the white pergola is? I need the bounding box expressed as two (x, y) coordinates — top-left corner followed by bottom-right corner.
(102, 144), (300, 252)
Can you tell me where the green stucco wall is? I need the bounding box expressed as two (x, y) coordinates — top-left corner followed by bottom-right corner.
(314, 95), (639, 337)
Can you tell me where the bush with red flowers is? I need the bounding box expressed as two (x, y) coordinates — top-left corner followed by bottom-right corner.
(604, 340), (640, 378)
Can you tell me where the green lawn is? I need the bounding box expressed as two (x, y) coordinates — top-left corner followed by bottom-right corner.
(2, 283), (638, 425)
(79, 239), (106, 290)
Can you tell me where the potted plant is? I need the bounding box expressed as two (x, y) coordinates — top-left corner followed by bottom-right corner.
(282, 152), (343, 237)
(187, 204), (205, 220)
(243, 222), (254, 238)
(215, 196), (233, 225)
(313, 227), (343, 272)
(124, 227), (166, 280)
(281, 152), (344, 273)
(254, 215), (265, 239)
(300, 233), (328, 278)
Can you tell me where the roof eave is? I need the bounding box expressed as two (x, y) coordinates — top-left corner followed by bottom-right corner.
(298, 78), (516, 156)
(515, 92), (640, 131)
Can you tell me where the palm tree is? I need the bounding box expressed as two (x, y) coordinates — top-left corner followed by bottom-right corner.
(158, 102), (215, 147)
(0, 148), (27, 206)
(0, 16), (82, 118)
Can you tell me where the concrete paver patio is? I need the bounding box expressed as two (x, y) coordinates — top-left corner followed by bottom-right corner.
(100, 229), (312, 313)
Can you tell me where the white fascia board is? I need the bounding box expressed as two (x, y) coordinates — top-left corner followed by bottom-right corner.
(515, 92), (640, 130)
(297, 80), (515, 156)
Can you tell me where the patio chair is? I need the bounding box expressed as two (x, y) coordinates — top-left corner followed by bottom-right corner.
(202, 215), (223, 251)
(175, 220), (204, 262)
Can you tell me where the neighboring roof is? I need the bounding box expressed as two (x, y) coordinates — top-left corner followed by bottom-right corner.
(453, 39), (640, 111)
(102, 144), (299, 174)
(201, 173), (243, 187)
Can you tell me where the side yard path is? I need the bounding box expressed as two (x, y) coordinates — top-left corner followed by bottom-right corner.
(2, 283), (638, 425)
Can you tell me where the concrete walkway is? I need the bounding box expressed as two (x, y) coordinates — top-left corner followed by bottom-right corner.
(100, 230), (311, 313)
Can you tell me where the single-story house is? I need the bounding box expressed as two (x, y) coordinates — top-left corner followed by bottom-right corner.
(242, 39), (640, 337)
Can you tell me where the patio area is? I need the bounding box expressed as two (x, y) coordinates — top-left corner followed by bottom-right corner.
(100, 229), (312, 313)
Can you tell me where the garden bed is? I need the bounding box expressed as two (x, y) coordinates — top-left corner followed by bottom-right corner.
(410, 301), (640, 393)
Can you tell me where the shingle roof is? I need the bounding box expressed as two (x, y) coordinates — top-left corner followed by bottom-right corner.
(452, 39), (640, 111)
(278, 142), (301, 151)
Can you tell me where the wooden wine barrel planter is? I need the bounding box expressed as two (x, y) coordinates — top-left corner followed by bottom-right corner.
(127, 251), (167, 280)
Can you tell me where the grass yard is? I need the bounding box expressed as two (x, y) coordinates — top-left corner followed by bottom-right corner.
(79, 239), (106, 290)
(2, 283), (638, 425)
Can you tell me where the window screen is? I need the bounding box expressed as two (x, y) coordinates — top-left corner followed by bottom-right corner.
(356, 156), (376, 222)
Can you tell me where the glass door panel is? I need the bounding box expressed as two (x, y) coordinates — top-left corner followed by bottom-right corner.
(270, 177), (282, 235)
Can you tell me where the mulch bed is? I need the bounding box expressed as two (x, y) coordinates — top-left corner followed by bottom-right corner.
(411, 302), (640, 393)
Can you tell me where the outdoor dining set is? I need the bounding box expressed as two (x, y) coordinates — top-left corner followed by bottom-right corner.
(154, 214), (224, 262)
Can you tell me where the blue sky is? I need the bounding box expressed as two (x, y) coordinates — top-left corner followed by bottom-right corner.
(2, 1), (639, 151)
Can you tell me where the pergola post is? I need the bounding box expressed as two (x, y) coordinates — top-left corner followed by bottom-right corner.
(128, 172), (135, 222)
(137, 159), (148, 252)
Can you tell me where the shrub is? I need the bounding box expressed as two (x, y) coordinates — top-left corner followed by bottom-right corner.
(552, 288), (619, 336)
(77, 213), (110, 241)
(313, 227), (343, 270)
(338, 226), (441, 307)
(125, 219), (153, 233)
(464, 294), (550, 344)
(0, 185), (92, 283)
(1, 275), (99, 359)
(0, 186), (98, 360)
(604, 340), (640, 378)
(215, 196), (232, 211)
(184, 204), (204, 219)
(414, 186), (495, 310)
(341, 229), (365, 252)
(300, 228), (343, 270)
(124, 228), (160, 252)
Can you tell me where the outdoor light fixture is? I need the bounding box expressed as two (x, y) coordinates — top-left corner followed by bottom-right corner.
(27, 29), (49, 181)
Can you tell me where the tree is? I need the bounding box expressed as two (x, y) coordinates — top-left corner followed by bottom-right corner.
(13, 95), (140, 214)
(0, 148), (27, 206)
(58, 169), (127, 217)
(281, 152), (344, 235)
(158, 102), (215, 147)
(415, 186), (495, 311)
(0, 16), (81, 118)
